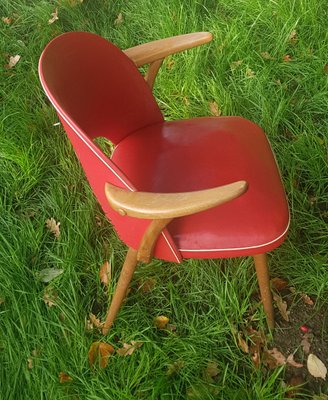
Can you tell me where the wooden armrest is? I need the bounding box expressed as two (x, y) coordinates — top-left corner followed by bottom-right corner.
(105, 181), (248, 220)
(123, 32), (213, 67)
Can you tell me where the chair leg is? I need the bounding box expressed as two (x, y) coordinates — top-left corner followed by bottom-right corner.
(253, 253), (274, 329)
(102, 247), (138, 334)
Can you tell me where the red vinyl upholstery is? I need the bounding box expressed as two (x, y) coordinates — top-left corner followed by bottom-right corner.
(39, 31), (289, 263)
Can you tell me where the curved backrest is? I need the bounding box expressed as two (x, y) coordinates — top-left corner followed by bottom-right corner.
(39, 32), (181, 263)
(39, 31), (163, 143)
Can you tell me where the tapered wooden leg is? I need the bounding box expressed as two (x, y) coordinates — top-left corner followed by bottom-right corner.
(253, 253), (274, 329)
(102, 248), (138, 334)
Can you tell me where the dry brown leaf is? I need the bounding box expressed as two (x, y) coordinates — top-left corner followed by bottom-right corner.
(263, 347), (286, 369)
(261, 51), (273, 60)
(167, 324), (177, 332)
(27, 357), (33, 369)
(116, 341), (143, 357)
(271, 277), (289, 291)
(86, 313), (103, 331)
(245, 68), (255, 77)
(307, 353), (327, 380)
(324, 64), (328, 74)
(166, 360), (184, 376)
(300, 293), (314, 306)
(209, 101), (221, 116)
(283, 54), (292, 62)
(88, 341), (115, 368)
(289, 30), (297, 44)
(59, 371), (73, 383)
(48, 8), (58, 24)
(273, 292), (289, 321)
(301, 332), (313, 355)
(237, 331), (249, 353)
(99, 261), (111, 286)
(205, 361), (219, 378)
(45, 218), (60, 238)
(2, 16), (13, 24)
(43, 289), (58, 307)
(154, 315), (169, 329)
(138, 277), (156, 293)
(5, 55), (20, 69)
(285, 375), (304, 398)
(286, 354), (303, 368)
(114, 13), (123, 25)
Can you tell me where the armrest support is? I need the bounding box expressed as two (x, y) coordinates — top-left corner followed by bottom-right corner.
(124, 32), (213, 67)
(105, 181), (248, 220)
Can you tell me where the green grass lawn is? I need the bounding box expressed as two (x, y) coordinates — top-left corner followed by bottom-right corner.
(1, 0), (328, 398)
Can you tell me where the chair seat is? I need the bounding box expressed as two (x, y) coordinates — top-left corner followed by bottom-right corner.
(112, 116), (289, 258)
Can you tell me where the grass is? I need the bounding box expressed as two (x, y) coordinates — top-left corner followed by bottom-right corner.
(1, 0), (327, 398)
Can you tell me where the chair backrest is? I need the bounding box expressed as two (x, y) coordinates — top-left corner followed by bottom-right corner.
(39, 32), (180, 263)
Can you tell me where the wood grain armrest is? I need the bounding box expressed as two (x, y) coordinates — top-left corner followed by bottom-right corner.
(123, 32), (213, 67)
(105, 181), (248, 220)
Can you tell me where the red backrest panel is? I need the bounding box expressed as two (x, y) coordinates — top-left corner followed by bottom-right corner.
(39, 31), (163, 143)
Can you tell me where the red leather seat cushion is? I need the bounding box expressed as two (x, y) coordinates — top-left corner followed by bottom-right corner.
(112, 116), (289, 258)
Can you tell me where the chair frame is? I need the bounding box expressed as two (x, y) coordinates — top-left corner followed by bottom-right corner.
(101, 33), (275, 334)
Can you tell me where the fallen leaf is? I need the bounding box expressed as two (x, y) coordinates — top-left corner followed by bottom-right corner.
(312, 395), (328, 400)
(0, 297), (4, 304)
(273, 292), (289, 321)
(231, 60), (243, 69)
(114, 13), (123, 25)
(166, 360), (184, 376)
(88, 341), (115, 368)
(138, 277), (156, 293)
(263, 347), (286, 369)
(301, 332), (313, 355)
(183, 96), (190, 106)
(59, 372), (73, 383)
(5, 55), (20, 69)
(204, 360), (219, 379)
(261, 51), (273, 60)
(27, 357), (33, 369)
(154, 315), (169, 329)
(2, 17), (13, 24)
(237, 331), (249, 353)
(167, 324), (177, 332)
(45, 218), (60, 238)
(166, 58), (175, 69)
(283, 54), (292, 62)
(209, 101), (221, 116)
(99, 261), (111, 286)
(285, 375), (304, 398)
(324, 64), (328, 74)
(87, 313), (103, 331)
(43, 289), (58, 307)
(300, 293), (314, 306)
(245, 68), (255, 77)
(289, 30), (297, 44)
(287, 354), (303, 368)
(247, 327), (266, 368)
(307, 354), (327, 380)
(116, 341), (143, 357)
(38, 268), (63, 283)
(48, 8), (58, 24)
(271, 277), (289, 291)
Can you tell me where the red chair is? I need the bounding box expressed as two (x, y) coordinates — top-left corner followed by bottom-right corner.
(39, 32), (289, 334)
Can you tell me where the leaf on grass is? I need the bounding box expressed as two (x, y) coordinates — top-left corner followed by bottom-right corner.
(271, 277), (289, 291)
(204, 360), (219, 380)
(312, 395), (328, 400)
(307, 353), (327, 380)
(284, 375), (304, 398)
(283, 54), (292, 62)
(247, 327), (266, 368)
(5, 55), (20, 69)
(324, 64), (328, 74)
(273, 292), (289, 321)
(286, 354), (303, 368)
(183, 96), (190, 106)
(27, 357), (33, 369)
(261, 51), (274, 60)
(166, 360), (184, 376)
(154, 315), (169, 329)
(301, 332), (313, 355)
(38, 268), (63, 283)
(300, 293), (314, 306)
(263, 347), (286, 369)
(114, 13), (123, 25)
(59, 372), (73, 383)
(116, 341), (143, 357)
(209, 101), (221, 116)
(237, 331), (249, 353)
(138, 277), (156, 293)
(2, 17), (13, 24)
(231, 60), (243, 69)
(0, 297), (4, 305)
(88, 341), (115, 368)
(43, 289), (58, 307)
(46, 218), (60, 238)
(99, 261), (111, 286)
(167, 324), (177, 332)
(86, 313), (104, 331)
(289, 30), (297, 44)
(48, 8), (59, 24)
(245, 68), (255, 77)
(165, 58), (175, 70)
